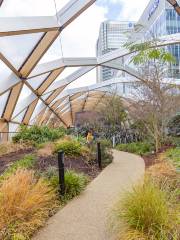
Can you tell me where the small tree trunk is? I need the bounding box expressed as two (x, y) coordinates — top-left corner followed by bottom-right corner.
(155, 136), (159, 153)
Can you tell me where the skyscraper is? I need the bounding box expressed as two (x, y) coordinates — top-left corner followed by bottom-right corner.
(96, 21), (135, 82)
(134, 0), (180, 79)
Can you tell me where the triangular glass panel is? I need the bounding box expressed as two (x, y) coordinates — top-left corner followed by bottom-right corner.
(41, 92), (53, 101)
(0, 33), (44, 69)
(0, 60), (20, 94)
(30, 100), (46, 123)
(0, 0), (56, 16)
(12, 85), (37, 118)
(9, 123), (19, 140)
(0, 90), (10, 117)
(12, 108), (27, 123)
(27, 73), (50, 90)
(67, 68), (96, 89)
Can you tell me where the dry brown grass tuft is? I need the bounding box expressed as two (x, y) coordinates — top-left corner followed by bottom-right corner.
(118, 229), (148, 240)
(0, 142), (29, 156)
(147, 160), (176, 178)
(37, 143), (54, 157)
(0, 169), (57, 239)
(62, 135), (73, 141)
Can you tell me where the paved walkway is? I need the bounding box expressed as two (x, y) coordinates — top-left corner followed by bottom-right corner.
(33, 150), (145, 240)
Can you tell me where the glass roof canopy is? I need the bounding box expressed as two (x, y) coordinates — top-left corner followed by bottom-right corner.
(0, 0), (180, 141)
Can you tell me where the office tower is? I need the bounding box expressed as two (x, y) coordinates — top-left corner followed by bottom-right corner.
(134, 0), (180, 78)
(96, 21), (135, 82)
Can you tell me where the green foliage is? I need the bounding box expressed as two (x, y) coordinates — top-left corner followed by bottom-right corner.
(12, 125), (66, 145)
(46, 169), (88, 200)
(168, 114), (180, 137)
(0, 154), (36, 182)
(100, 95), (127, 130)
(90, 139), (113, 167)
(99, 139), (113, 166)
(116, 142), (153, 155)
(165, 148), (180, 169)
(74, 135), (87, 145)
(63, 170), (89, 200)
(54, 139), (82, 156)
(115, 178), (179, 240)
(12, 233), (26, 240)
(125, 41), (176, 65)
(171, 137), (180, 147)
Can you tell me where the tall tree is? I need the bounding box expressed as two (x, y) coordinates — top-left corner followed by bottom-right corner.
(125, 40), (180, 152)
(98, 92), (127, 134)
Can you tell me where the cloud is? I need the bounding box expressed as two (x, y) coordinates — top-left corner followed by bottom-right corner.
(97, 0), (150, 21)
(117, 0), (150, 21)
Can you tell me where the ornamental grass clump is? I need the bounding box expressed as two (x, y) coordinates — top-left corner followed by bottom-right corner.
(114, 178), (179, 240)
(45, 169), (89, 201)
(0, 169), (57, 239)
(64, 170), (89, 200)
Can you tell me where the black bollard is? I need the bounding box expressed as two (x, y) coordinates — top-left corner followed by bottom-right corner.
(97, 142), (102, 170)
(58, 151), (65, 196)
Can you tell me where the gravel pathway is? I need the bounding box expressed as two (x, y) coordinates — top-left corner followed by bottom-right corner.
(33, 150), (145, 240)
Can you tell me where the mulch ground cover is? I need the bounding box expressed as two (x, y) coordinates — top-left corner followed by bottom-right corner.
(143, 145), (173, 169)
(0, 149), (100, 179)
(35, 155), (100, 179)
(143, 153), (158, 168)
(0, 148), (34, 175)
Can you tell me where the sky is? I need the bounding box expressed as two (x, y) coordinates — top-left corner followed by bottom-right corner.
(0, 0), (150, 90)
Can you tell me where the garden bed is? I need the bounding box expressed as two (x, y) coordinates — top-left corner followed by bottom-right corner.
(143, 145), (177, 169)
(0, 148), (100, 180)
(0, 126), (113, 240)
(111, 143), (180, 240)
(35, 154), (100, 179)
(0, 148), (34, 175)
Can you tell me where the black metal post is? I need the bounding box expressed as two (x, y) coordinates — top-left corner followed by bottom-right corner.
(97, 142), (102, 170)
(58, 151), (65, 196)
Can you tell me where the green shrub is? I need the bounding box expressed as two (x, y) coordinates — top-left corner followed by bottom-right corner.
(167, 114), (180, 137)
(165, 148), (180, 169)
(73, 135), (87, 145)
(171, 137), (180, 147)
(114, 178), (179, 240)
(54, 140), (82, 156)
(0, 155), (36, 181)
(63, 170), (89, 200)
(90, 139), (113, 167)
(46, 169), (88, 200)
(12, 125), (66, 145)
(99, 139), (113, 166)
(116, 142), (153, 155)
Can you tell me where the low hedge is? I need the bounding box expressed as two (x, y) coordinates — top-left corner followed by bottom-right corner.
(116, 142), (153, 155)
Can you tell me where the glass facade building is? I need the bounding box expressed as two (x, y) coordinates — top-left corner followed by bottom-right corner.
(137, 0), (180, 79)
(96, 21), (134, 82)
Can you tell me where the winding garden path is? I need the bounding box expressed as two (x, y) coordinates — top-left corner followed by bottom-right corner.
(33, 150), (145, 240)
